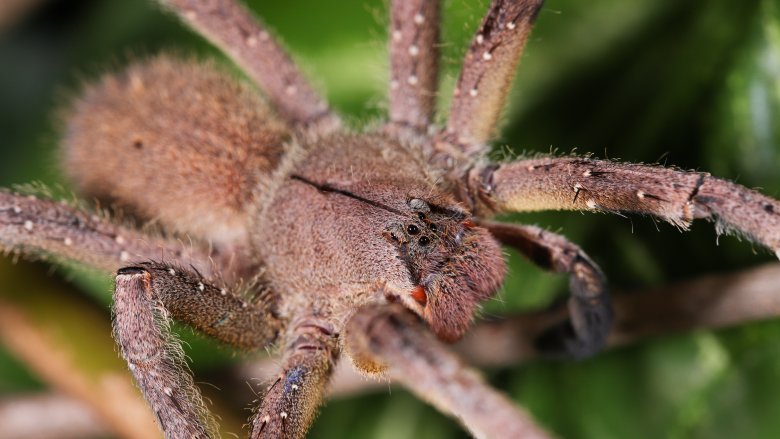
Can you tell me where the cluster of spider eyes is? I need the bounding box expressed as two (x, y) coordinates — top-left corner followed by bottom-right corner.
(386, 211), (440, 248)
(406, 212), (437, 247)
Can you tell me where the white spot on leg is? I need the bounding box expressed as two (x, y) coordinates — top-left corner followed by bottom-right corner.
(198, 282), (205, 292)
(408, 45), (420, 57)
(64, 237), (73, 246)
(392, 30), (402, 42)
(23, 220), (33, 231)
(246, 36), (258, 47)
(476, 34), (484, 44)
(262, 415), (270, 424)
(507, 22), (517, 30)
(482, 51), (492, 61)
(12, 206), (21, 214)
(291, 384), (299, 391)
(407, 75), (418, 85)
(184, 10), (196, 21)
(637, 191), (646, 199)
(413, 13), (424, 24)
(285, 85), (297, 95)
(115, 235), (126, 245)
(120, 251), (130, 262)
(776, 249), (780, 260)
(586, 200), (597, 209)
(469, 88), (478, 97)
(163, 387), (173, 397)
(220, 288), (227, 296)
(582, 170), (592, 177)
(168, 268), (176, 275)
(573, 183), (583, 193)
(280, 412), (288, 419)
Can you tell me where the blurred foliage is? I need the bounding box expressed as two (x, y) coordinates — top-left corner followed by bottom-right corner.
(1, 0), (779, 438)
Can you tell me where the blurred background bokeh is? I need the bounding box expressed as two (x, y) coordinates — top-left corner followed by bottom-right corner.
(1, 0), (780, 438)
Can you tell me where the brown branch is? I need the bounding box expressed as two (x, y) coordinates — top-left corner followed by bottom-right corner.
(0, 261), (161, 439)
(0, 393), (111, 439)
(236, 262), (780, 397)
(0, 299), (161, 438)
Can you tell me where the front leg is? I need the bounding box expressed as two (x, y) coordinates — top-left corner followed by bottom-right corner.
(444, 0), (545, 152)
(345, 303), (551, 439)
(251, 319), (338, 439)
(160, 0), (339, 132)
(0, 191), (231, 278)
(470, 157), (780, 256)
(114, 262), (283, 439)
(387, 0), (440, 132)
(482, 220), (611, 359)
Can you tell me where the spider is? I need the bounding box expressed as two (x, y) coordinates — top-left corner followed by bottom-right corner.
(1, 0), (779, 438)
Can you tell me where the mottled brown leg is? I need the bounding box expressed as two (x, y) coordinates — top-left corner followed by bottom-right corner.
(345, 304), (552, 439)
(443, 0), (544, 155)
(387, 0), (439, 132)
(113, 263), (282, 439)
(159, 0), (339, 131)
(470, 158), (780, 256)
(251, 320), (337, 439)
(482, 220), (611, 359)
(0, 192), (223, 277)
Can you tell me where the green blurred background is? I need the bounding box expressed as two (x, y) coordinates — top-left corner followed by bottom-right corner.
(1, 0), (780, 437)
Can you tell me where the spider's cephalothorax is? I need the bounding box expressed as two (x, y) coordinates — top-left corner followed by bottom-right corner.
(2, 0), (780, 438)
(252, 132), (506, 343)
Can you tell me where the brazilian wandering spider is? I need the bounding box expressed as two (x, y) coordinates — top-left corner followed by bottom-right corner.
(1, 0), (780, 438)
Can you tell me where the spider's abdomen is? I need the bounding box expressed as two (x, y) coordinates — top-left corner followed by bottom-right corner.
(64, 56), (290, 247)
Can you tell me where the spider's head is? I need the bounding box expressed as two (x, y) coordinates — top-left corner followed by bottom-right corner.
(383, 198), (505, 342)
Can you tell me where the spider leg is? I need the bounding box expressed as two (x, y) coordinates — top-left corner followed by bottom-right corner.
(481, 220), (611, 359)
(468, 157), (780, 256)
(250, 319), (338, 439)
(0, 191), (225, 277)
(387, 0), (440, 133)
(159, 0), (340, 132)
(442, 0), (544, 156)
(345, 303), (552, 439)
(114, 262), (283, 439)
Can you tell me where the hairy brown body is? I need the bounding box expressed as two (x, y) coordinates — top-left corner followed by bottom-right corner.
(70, 55), (506, 342)
(2, 1), (779, 438)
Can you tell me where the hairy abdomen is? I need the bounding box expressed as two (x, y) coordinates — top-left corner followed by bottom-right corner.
(64, 56), (289, 246)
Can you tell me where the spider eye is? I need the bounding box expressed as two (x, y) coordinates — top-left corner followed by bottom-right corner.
(407, 224), (420, 235)
(417, 212), (426, 220)
(418, 236), (430, 246)
(429, 223), (437, 232)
